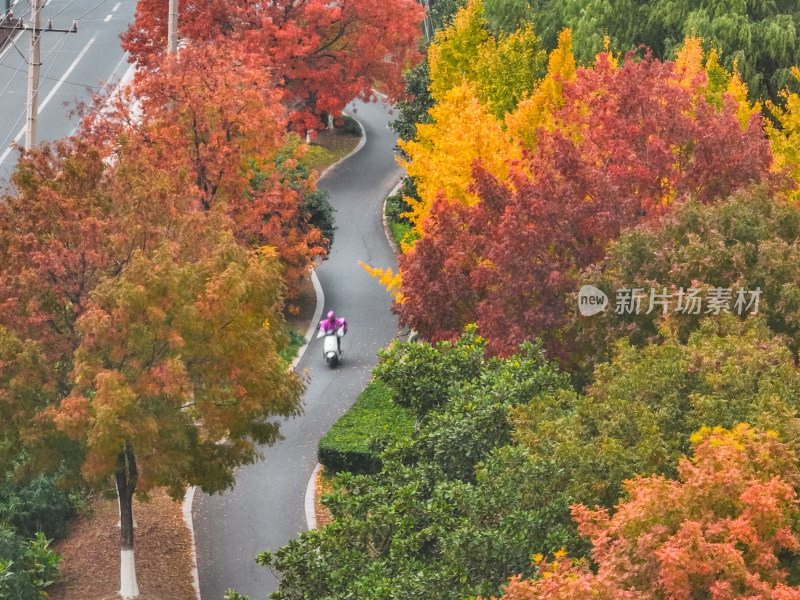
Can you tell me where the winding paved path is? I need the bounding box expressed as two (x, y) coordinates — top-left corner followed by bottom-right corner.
(193, 99), (404, 600)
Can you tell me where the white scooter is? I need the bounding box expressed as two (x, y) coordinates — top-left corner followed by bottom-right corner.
(317, 326), (345, 367)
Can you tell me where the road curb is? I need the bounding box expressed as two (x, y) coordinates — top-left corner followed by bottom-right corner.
(304, 463), (323, 529)
(181, 487), (202, 600)
(292, 270), (325, 370)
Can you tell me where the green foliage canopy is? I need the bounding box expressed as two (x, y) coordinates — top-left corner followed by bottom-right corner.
(526, 0), (800, 104)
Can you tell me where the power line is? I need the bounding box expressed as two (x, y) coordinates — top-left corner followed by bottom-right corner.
(0, 0), (78, 148)
(0, 12), (71, 99)
(73, 0), (109, 22)
(0, 59), (103, 89)
(0, 37), (30, 99)
(47, 0), (84, 21)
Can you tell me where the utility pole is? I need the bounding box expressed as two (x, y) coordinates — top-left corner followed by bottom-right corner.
(167, 0), (177, 54)
(25, 0), (41, 150)
(0, 3), (77, 149)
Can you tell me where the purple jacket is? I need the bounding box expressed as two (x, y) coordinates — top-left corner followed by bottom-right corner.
(320, 317), (347, 334)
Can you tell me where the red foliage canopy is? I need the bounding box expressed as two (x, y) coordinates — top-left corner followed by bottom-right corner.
(395, 53), (773, 357)
(83, 42), (329, 295)
(121, 0), (425, 133)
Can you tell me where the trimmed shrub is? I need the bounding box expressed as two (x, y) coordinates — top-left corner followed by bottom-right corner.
(304, 189), (336, 248)
(318, 381), (414, 474)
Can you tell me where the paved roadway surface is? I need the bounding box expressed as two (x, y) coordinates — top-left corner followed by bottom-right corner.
(0, 0), (135, 180)
(193, 99), (404, 600)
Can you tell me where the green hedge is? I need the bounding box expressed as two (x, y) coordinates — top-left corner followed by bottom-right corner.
(336, 115), (362, 137)
(318, 381), (414, 474)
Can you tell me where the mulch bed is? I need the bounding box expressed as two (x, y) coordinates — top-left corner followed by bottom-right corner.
(314, 468), (334, 529)
(48, 490), (196, 600)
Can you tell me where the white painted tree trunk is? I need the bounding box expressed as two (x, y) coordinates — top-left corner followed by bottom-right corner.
(119, 549), (140, 598)
(327, 114), (334, 129)
(306, 129), (312, 143)
(116, 445), (139, 599)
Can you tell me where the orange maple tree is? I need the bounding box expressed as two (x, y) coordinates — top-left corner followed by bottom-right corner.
(51, 238), (303, 594)
(0, 41), (323, 595)
(84, 41), (329, 295)
(493, 425), (800, 600)
(0, 133), (306, 595)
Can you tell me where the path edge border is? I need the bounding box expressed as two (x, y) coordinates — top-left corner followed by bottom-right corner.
(181, 487), (201, 600)
(304, 463), (324, 530)
(318, 111), (367, 181)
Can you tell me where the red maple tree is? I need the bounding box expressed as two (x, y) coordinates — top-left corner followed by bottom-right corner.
(121, 0), (425, 133)
(395, 52), (773, 358)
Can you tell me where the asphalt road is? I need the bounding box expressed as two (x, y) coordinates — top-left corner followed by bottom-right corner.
(0, 0), (135, 180)
(193, 99), (405, 600)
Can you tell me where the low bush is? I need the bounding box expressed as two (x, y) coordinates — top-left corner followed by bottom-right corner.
(336, 115), (362, 137)
(0, 528), (61, 600)
(384, 177), (419, 249)
(304, 189), (336, 248)
(317, 381), (414, 474)
(0, 473), (76, 540)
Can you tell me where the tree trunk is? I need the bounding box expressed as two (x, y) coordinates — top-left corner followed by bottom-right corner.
(116, 443), (140, 599)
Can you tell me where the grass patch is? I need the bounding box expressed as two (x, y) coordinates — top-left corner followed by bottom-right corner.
(389, 220), (417, 249)
(384, 178), (418, 251)
(279, 328), (308, 365)
(318, 381), (415, 475)
(301, 116), (362, 172)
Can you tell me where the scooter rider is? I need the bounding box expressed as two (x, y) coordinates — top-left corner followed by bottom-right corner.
(320, 310), (348, 351)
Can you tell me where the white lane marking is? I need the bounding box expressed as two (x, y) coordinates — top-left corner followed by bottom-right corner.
(0, 34), (98, 165)
(68, 56), (136, 138)
(112, 2), (121, 10)
(104, 14), (112, 21)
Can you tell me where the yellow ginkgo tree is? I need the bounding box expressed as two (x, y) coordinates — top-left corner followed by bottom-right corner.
(504, 28), (577, 148)
(398, 84), (519, 232)
(671, 36), (761, 128)
(427, 0), (546, 118)
(767, 67), (800, 189)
